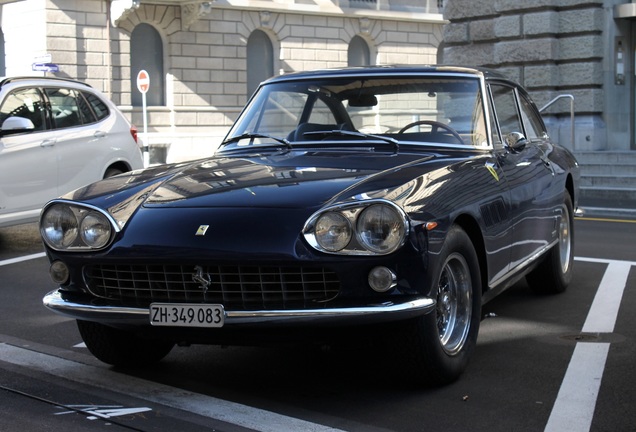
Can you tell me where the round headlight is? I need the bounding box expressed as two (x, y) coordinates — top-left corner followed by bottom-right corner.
(41, 205), (79, 249)
(80, 212), (112, 248)
(356, 204), (405, 254)
(315, 211), (352, 252)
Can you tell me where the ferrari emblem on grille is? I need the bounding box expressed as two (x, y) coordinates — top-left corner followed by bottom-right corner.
(196, 225), (209, 236)
(192, 265), (211, 292)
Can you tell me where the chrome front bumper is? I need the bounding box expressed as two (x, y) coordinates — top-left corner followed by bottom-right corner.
(43, 289), (436, 326)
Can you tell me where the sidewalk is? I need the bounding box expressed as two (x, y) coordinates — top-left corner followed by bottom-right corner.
(578, 196), (636, 219)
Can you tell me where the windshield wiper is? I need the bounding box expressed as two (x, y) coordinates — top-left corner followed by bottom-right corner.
(303, 129), (399, 150)
(220, 132), (292, 149)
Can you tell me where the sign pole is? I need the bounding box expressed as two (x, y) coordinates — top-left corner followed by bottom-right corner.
(136, 70), (150, 167)
(142, 91), (148, 167)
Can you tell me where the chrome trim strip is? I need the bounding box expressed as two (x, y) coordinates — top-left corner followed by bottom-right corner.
(488, 238), (559, 291)
(43, 289), (435, 326)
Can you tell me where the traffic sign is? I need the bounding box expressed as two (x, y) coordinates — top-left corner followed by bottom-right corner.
(32, 63), (59, 72)
(136, 70), (149, 94)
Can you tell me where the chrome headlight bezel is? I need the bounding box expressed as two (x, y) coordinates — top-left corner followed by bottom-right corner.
(303, 200), (409, 256)
(40, 201), (118, 251)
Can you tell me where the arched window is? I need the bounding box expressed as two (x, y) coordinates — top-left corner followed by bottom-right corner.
(437, 41), (445, 64)
(247, 30), (274, 97)
(348, 35), (371, 67)
(130, 24), (164, 106)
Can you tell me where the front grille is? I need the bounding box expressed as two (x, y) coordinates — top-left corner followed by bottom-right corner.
(84, 264), (340, 309)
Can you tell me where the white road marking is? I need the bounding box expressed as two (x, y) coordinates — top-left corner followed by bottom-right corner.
(545, 259), (632, 432)
(0, 252), (46, 267)
(582, 260), (632, 333)
(544, 343), (610, 432)
(56, 405), (152, 421)
(0, 343), (344, 432)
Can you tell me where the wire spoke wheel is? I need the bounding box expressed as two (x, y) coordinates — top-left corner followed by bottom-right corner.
(526, 192), (574, 294)
(436, 253), (472, 356)
(392, 225), (481, 386)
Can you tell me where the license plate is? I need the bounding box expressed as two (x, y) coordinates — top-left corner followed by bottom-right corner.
(149, 303), (225, 328)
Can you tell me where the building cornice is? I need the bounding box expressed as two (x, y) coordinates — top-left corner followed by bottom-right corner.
(123, 0), (444, 26)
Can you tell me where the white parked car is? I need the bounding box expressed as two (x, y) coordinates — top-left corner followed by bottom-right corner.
(0, 76), (143, 228)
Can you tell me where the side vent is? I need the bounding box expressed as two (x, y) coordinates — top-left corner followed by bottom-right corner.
(480, 198), (507, 227)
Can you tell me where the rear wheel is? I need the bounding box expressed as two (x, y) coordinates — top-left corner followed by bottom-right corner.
(104, 167), (124, 178)
(77, 320), (174, 367)
(396, 225), (482, 386)
(526, 192), (574, 294)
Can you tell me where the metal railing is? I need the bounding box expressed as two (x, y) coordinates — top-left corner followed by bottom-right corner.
(539, 94), (575, 149)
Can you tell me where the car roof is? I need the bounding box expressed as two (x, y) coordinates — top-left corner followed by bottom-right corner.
(0, 76), (93, 89)
(262, 65), (512, 84)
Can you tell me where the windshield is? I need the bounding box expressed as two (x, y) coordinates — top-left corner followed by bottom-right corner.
(223, 75), (488, 149)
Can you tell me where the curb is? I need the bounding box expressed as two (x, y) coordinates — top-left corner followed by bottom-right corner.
(578, 206), (636, 219)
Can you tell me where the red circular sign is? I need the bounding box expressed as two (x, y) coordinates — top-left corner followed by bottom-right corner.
(136, 70), (149, 94)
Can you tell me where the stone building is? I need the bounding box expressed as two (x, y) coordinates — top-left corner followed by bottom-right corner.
(442, 0), (636, 206)
(0, 0), (444, 163)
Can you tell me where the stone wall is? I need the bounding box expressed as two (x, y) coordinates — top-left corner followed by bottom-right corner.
(442, 0), (607, 151)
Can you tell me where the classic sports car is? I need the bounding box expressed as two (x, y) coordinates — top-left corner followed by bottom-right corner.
(41, 66), (580, 385)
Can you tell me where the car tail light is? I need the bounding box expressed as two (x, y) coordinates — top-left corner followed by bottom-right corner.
(130, 125), (138, 143)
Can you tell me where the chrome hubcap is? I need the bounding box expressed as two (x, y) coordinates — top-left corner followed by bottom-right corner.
(559, 204), (572, 274)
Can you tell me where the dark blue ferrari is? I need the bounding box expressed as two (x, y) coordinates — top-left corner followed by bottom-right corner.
(40, 66), (580, 385)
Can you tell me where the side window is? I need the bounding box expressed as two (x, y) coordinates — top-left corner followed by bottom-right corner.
(45, 87), (82, 129)
(489, 84), (522, 138)
(76, 91), (97, 124)
(518, 93), (547, 140)
(81, 91), (109, 122)
(0, 88), (47, 131)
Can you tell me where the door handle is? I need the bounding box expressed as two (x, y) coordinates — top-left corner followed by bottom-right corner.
(540, 155), (555, 176)
(94, 131), (107, 138)
(40, 139), (56, 147)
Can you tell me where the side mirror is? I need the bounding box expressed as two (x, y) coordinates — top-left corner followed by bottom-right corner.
(504, 131), (527, 152)
(1, 116), (35, 133)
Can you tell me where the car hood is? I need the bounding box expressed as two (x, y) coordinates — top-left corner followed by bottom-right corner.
(141, 151), (436, 209)
(60, 148), (461, 232)
(55, 148), (466, 258)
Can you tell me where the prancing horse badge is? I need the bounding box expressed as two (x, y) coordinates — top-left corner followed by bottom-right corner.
(195, 225), (209, 236)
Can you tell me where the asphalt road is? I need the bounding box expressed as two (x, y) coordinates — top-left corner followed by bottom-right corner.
(0, 216), (634, 432)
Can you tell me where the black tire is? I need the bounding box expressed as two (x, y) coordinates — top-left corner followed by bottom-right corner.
(526, 192), (574, 294)
(396, 225), (482, 386)
(103, 168), (124, 178)
(77, 320), (174, 367)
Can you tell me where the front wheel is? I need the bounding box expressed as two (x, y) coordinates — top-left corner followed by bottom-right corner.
(395, 225), (482, 386)
(526, 192), (574, 294)
(77, 320), (174, 367)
